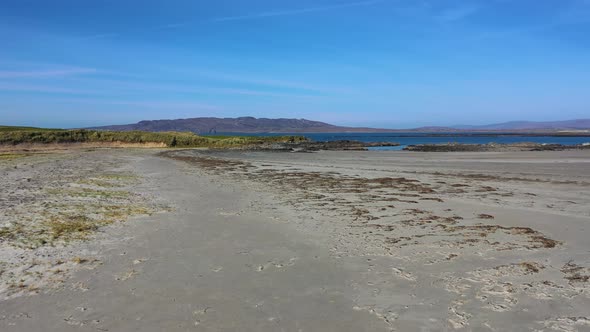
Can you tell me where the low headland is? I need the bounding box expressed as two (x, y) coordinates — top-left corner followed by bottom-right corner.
(0, 126), (399, 152)
(0, 126), (306, 149)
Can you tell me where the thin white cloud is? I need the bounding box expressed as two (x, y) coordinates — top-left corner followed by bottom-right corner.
(437, 4), (481, 22)
(209, 0), (384, 22)
(1, 76), (328, 99)
(158, 23), (189, 29)
(187, 70), (350, 94)
(0, 82), (101, 94)
(105, 100), (224, 111)
(74, 33), (120, 41)
(76, 1), (383, 40)
(0, 68), (97, 79)
(5, 97), (226, 112)
(467, 0), (590, 41)
(77, 78), (326, 98)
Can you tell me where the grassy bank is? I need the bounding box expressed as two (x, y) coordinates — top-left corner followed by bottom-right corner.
(0, 127), (307, 148)
(0, 125), (59, 132)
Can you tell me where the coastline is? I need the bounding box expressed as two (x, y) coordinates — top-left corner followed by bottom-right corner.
(207, 131), (590, 137)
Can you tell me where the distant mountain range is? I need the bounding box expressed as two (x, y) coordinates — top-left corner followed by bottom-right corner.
(88, 117), (590, 133)
(451, 119), (590, 131)
(89, 117), (387, 133)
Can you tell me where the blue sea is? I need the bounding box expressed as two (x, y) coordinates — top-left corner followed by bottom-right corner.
(212, 132), (590, 150)
(213, 132), (590, 151)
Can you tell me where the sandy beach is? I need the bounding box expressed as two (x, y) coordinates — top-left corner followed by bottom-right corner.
(1, 148), (589, 331)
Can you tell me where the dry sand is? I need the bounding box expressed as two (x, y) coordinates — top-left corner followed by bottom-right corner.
(1, 148), (589, 331)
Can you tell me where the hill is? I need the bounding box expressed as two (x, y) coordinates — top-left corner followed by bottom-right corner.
(88, 117), (590, 134)
(452, 119), (590, 131)
(88, 117), (394, 133)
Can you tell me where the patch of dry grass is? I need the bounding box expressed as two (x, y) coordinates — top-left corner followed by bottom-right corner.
(43, 215), (99, 241)
(76, 173), (139, 188)
(1, 171), (157, 249)
(0, 223), (27, 241)
(2, 204), (155, 248)
(0, 153), (29, 160)
(47, 187), (132, 199)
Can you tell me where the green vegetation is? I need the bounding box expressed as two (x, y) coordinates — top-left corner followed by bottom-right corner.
(0, 125), (59, 132)
(0, 206), (150, 247)
(0, 170), (160, 248)
(43, 215), (99, 241)
(47, 187), (132, 199)
(0, 128), (307, 148)
(0, 153), (29, 160)
(77, 174), (138, 188)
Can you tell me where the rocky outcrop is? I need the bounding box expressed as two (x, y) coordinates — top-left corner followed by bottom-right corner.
(229, 140), (400, 152)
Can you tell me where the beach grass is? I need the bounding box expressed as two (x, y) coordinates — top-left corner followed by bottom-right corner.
(0, 125), (59, 132)
(0, 153), (29, 160)
(0, 127), (306, 148)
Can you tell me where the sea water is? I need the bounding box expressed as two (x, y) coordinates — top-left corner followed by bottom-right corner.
(212, 132), (590, 151)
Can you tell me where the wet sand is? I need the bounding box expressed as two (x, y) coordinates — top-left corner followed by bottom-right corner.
(1, 149), (589, 331)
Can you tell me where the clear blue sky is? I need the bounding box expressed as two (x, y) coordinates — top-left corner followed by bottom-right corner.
(1, 0), (589, 128)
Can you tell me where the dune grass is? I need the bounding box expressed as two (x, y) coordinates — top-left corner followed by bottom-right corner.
(0, 153), (29, 160)
(0, 127), (306, 148)
(0, 125), (60, 132)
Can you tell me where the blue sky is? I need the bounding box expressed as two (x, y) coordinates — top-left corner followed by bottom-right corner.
(1, 0), (589, 128)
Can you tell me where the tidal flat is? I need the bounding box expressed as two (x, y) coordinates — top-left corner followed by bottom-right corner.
(1, 148), (589, 331)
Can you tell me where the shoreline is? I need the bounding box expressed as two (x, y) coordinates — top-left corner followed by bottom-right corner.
(208, 131), (590, 137)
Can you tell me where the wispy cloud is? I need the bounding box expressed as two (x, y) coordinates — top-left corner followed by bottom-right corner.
(0, 67), (97, 79)
(208, 0), (384, 22)
(3, 96), (226, 113)
(436, 4), (481, 22)
(76, 1), (383, 40)
(471, 2), (590, 42)
(75, 33), (120, 41)
(81, 78), (326, 98)
(5, 75), (329, 99)
(188, 70), (350, 94)
(157, 22), (189, 29)
(0, 82), (100, 94)
(104, 100), (224, 111)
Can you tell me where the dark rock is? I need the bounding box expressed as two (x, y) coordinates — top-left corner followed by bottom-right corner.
(223, 140), (400, 152)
